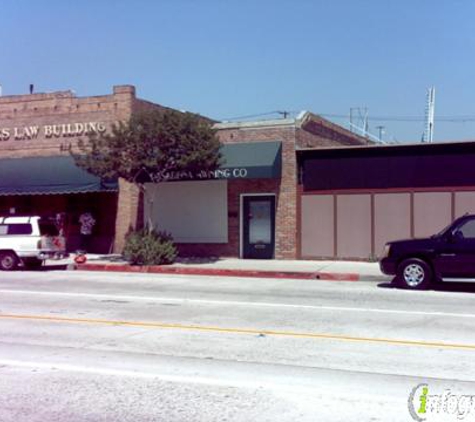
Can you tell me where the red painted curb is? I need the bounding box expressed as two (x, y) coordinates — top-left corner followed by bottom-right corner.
(315, 272), (359, 282)
(75, 263), (360, 282)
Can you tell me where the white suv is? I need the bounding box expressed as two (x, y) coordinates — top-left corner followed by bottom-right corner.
(0, 216), (69, 271)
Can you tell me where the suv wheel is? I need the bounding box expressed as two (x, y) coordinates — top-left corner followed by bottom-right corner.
(0, 252), (19, 271)
(397, 258), (432, 290)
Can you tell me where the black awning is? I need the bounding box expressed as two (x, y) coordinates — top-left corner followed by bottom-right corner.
(0, 156), (118, 196)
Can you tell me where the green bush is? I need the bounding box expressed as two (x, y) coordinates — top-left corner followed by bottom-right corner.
(123, 229), (178, 265)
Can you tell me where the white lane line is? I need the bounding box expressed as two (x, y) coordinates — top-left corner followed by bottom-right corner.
(0, 358), (234, 383)
(0, 288), (474, 319)
(0, 358), (271, 390)
(0, 358), (321, 394)
(0, 358), (400, 402)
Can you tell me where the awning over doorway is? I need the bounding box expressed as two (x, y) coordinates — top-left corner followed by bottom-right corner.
(0, 156), (118, 196)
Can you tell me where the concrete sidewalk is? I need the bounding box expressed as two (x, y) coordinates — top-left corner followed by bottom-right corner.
(68, 254), (391, 282)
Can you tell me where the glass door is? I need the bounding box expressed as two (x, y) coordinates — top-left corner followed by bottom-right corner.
(242, 195), (275, 259)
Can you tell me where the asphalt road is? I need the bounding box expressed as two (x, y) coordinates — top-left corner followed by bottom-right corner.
(1, 270), (475, 421)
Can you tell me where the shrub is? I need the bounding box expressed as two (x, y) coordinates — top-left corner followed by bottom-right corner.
(123, 229), (178, 265)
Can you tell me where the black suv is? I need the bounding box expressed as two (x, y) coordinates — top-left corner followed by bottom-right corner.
(380, 214), (475, 289)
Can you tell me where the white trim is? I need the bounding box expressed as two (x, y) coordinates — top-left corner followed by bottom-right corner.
(239, 193), (276, 259)
(214, 111), (309, 130)
(215, 119), (295, 130)
(442, 278), (475, 283)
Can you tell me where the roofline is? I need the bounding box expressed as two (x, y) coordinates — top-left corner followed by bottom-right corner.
(296, 139), (475, 153)
(214, 111), (370, 145)
(298, 111), (371, 145)
(213, 114), (307, 130)
(0, 90), (75, 103)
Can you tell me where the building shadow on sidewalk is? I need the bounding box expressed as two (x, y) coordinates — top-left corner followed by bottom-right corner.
(22, 264), (69, 272)
(378, 280), (475, 294)
(40, 264), (70, 271)
(175, 257), (222, 265)
(377, 281), (397, 289)
(85, 255), (222, 265)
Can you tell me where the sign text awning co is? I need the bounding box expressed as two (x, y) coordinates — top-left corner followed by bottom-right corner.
(150, 141), (282, 182)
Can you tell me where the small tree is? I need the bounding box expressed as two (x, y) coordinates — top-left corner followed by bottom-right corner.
(122, 229), (178, 265)
(72, 108), (222, 239)
(73, 109), (222, 184)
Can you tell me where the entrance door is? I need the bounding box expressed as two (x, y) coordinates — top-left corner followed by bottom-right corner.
(242, 195), (275, 259)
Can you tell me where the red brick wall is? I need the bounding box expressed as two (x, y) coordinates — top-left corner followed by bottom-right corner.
(0, 85), (135, 158)
(114, 178), (142, 253)
(297, 115), (369, 148)
(214, 126), (298, 259)
(132, 98), (166, 114)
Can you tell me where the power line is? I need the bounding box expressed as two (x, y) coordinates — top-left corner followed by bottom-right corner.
(317, 113), (475, 123)
(221, 110), (475, 123)
(221, 111), (292, 121)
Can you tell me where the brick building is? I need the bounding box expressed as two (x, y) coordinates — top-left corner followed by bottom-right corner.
(0, 85), (368, 259)
(143, 113), (368, 259)
(0, 85), (163, 252)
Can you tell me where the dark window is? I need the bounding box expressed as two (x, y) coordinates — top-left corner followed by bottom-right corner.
(457, 220), (475, 239)
(39, 221), (59, 236)
(6, 224), (33, 235)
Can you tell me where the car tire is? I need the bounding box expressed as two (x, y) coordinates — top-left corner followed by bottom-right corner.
(0, 252), (19, 271)
(396, 258), (432, 290)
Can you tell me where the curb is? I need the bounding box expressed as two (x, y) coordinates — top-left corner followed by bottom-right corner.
(75, 263), (388, 282)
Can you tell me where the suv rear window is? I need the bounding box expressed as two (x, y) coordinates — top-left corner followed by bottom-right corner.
(0, 224), (33, 235)
(39, 221), (59, 236)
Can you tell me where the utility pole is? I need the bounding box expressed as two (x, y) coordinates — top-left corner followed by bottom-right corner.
(376, 125), (385, 142)
(423, 87), (436, 143)
(349, 107), (369, 138)
(277, 111), (290, 119)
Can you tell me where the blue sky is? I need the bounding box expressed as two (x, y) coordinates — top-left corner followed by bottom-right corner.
(1, 0), (474, 142)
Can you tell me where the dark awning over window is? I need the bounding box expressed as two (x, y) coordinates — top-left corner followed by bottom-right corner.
(0, 156), (118, 196)
(221, 141), (282, 179)
(155, 141), (283, 182)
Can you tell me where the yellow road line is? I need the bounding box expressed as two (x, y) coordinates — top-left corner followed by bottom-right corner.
(0, 313), (474, 351)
